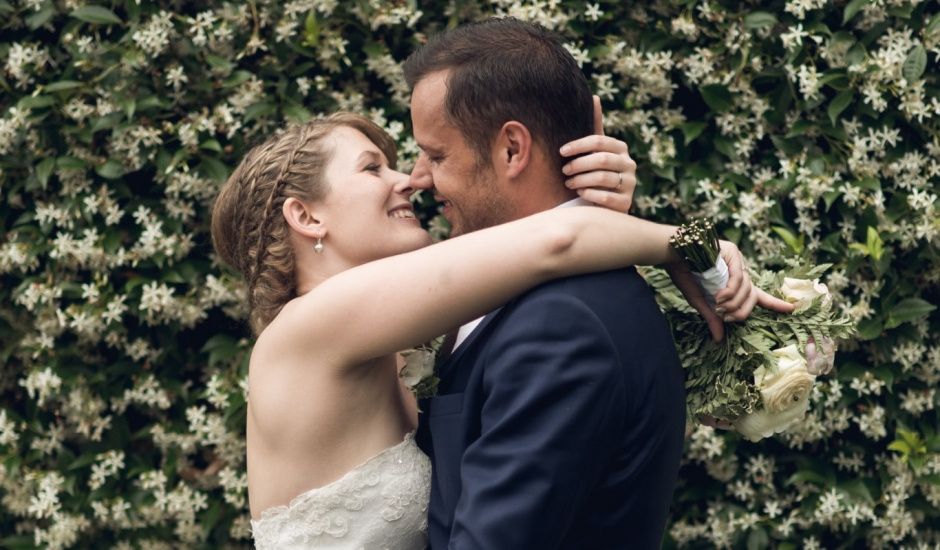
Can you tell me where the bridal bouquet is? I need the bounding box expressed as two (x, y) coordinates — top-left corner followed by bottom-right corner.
(400, 337), (442, 400)
(645, 220), (856, 442)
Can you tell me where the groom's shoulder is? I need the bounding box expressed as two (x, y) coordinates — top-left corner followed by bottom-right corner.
(523, 266), (652, 303)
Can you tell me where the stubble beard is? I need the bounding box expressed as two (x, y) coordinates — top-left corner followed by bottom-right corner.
(449, 167), (510, 237)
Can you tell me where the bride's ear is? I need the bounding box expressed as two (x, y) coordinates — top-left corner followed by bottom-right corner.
(283, 197), (327, 240)
(493, 121), (532, 179)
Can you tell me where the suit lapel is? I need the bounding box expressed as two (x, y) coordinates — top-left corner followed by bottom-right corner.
(436, 307), (505, 383)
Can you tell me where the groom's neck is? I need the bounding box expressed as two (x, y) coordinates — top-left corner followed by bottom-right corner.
(502, 169), (578, 222)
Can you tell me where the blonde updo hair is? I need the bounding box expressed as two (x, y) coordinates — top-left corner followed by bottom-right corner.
(211, 112), (398, 336)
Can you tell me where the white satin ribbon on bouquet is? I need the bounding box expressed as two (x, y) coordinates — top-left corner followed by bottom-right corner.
(692, 256), (729, 307)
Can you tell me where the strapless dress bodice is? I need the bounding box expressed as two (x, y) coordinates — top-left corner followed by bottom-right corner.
(250, 432), (430, 549)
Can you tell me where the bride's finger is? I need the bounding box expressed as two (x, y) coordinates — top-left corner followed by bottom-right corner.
(592, 95), (605, 136)
(562, 151), (625, 177)
(559, 135), (628, 159)
(565, 169), (635, 192)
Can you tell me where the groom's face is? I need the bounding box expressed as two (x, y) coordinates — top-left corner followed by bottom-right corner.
(410, 71), (509, 236)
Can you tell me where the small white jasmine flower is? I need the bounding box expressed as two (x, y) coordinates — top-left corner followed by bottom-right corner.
(584, 3), (603, 21)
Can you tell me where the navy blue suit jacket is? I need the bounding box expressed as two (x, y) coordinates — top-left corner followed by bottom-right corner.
(416, 267), (686, 549)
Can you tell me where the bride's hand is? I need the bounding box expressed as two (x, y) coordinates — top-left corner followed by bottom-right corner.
(665, 240), (795, 342)
(559, 95), (637, 213)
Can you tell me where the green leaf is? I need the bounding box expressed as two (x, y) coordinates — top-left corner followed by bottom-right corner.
(843, 0), (869, 24)
(25, 4), (54, 29)
(846, 42), (867, 65)
(244, 101), (277, 122)
(887, 298), (936, 326)
(680, 122), (707, 145)
(205, 53), (235, 74)
(44, 80), (84, 92)
(700, 85), (734, 112)
(35, 158), (55, 188)
(772, 226), (804, 254)
(199, 156), (230, 182)
(921, 474), (940, 486)
(18, 95), (56, 109)
(855, 177), (880, 191)
(856, 317), (882, 340)
(785, 120), (814, 138)
(0, 535), (35, 550)
(887, 4), (914, 19)
(839, 479), (874, 503)
(67, 452), (99, 471)
(887, 440), (910, 454)
(902, 44), (927, 82)
(120, 97), (136, 119)
(201, 334), (239, 366)
(927, 12), (940, 36)
(746, 527), (769, 550)
(787, 470), (828, 486)
(744, 11), (777, 29)
(222, 70), (252, 89)
(70, 5), (122, 25)
(302, 11), (321, 47)
(283, 102), (312, 123)
(828, 91), (853, 125)
(200, 139), (223, 153)
(96, 160), (124, 180)
(865, 226), (883, 261)
(56, 156), (86, 170)
(161, 269), (186, 284)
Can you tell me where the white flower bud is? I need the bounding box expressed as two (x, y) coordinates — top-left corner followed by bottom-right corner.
(780, 277), (832, 310)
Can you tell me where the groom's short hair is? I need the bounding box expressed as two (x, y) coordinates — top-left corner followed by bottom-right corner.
(403, 17), (594, 173)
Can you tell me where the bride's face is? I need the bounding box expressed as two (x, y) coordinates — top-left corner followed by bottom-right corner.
(317, 126), (432, 265)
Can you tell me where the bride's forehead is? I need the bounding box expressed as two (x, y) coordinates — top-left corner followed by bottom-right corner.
(327, 127), (386, 161)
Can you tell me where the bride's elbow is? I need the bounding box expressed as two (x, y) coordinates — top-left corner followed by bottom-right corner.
(539, 220), (578, 278)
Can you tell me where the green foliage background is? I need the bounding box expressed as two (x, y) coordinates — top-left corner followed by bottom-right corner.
(0, 0), (938, 548)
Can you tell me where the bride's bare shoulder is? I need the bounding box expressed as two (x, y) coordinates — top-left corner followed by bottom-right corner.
(252, 291), (345, 367)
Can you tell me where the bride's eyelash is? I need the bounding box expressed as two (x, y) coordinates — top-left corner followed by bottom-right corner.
(365, 163), (381, 172)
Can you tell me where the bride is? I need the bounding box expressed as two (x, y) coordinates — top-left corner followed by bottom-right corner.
(211, 111), (746, 548)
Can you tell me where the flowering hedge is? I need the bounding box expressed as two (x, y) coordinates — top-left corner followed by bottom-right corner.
(1, 0), (938, 548)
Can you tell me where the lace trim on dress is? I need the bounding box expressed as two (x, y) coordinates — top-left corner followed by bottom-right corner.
(255, 431), (416, 523)
(250, 430), (430, 550)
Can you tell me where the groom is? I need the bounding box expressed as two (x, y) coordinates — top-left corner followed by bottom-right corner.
(405, 19), (686, 549)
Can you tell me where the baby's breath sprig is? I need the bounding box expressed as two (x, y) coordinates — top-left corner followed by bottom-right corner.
(668, 218), (721, 272)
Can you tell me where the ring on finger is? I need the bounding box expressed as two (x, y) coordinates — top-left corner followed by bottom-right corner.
(617, 171), (623, 189)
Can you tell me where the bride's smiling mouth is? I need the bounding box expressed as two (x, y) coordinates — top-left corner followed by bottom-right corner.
(388, 204), (418, 221)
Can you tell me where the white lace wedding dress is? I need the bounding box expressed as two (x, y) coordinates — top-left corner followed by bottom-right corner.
(251, 432), (431, 549)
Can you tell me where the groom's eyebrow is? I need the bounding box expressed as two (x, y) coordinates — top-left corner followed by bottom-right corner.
(417, 142), (443, 156)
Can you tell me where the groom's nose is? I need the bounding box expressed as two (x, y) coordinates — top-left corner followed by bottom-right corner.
(409, 154), (434, 190)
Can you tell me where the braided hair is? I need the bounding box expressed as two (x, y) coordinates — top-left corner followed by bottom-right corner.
(211, 112), (398, 335)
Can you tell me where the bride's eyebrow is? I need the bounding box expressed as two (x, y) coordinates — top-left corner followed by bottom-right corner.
(355, 150), (384, 166)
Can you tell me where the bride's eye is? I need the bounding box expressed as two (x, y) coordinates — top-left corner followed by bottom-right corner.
(365, 163), (381, 173)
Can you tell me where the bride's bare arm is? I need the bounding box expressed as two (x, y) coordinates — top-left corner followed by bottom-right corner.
(266, 207), (679, 368)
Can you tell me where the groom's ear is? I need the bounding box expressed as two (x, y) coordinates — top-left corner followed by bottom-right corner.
(283, 197), (326, 239)
(493, 121), (532, 179)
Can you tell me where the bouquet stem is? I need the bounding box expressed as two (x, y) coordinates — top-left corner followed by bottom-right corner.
(669, 218), (728, 306)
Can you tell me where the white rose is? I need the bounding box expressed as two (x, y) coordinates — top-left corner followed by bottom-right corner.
(399, 348), (436, 388)
(734, 344), (816, 442)
(780, 277), (832, 310)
